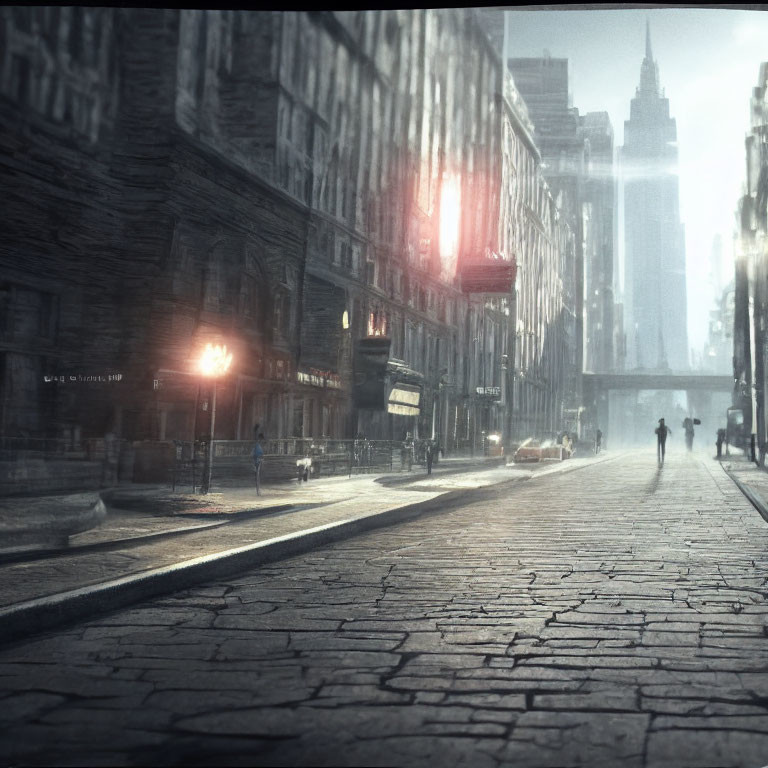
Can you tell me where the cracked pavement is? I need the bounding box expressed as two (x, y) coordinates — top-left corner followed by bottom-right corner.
(3, 449), (768, 767)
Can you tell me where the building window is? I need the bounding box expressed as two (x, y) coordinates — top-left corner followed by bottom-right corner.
(282, 296), (291, 336)
(68, 7), (84, 60)
(340, 242), (352, 270)
(273, 295), (283, 336)
(9, 55), (31, 107)
(367, 310), (387, 337)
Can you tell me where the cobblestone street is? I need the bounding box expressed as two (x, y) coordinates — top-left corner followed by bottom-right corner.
(3, 449), (768, 767)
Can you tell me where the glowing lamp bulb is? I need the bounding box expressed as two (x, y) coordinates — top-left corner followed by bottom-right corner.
(199, 343), (233, 377)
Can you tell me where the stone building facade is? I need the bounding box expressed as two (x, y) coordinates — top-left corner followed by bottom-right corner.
(734, 61), (768, 460)
(580, 111), (617, 375)
(0, 8), (576, 453)
(507, 55), (617, 437)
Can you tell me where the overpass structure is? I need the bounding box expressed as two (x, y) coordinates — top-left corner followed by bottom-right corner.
(582, 373), (733, 394)
(581, 372), (734, 443)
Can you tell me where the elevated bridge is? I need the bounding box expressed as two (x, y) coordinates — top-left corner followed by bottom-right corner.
(581, 372), (734, 442)
(582, 372), (732, 394)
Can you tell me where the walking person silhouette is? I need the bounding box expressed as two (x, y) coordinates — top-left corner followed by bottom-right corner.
(655, 418), (672, 466)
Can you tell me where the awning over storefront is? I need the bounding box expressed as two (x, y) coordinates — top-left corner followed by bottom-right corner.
(460, 256), (516, 294)
(386, 359), (424, 416)
(354, 347), (424, 414)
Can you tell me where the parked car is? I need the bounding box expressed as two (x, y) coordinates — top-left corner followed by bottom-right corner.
(512, 438), (541, 463)
(513, 437), (568, 463)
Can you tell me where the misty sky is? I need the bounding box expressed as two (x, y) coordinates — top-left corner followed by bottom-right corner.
(505, 6), (768, 360)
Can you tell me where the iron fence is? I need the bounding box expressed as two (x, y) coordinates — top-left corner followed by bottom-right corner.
(0, 437), (86, 462)
(0, 435), (445, 492)
(164, 437), (435, 490)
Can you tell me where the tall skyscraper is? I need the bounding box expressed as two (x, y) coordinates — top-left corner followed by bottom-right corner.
(622, 22), (688, 370)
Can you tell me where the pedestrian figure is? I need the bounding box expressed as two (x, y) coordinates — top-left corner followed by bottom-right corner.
(656, 418), (671, 466)
(683, 417), (695, 452)
(425, 440), (434, 475)
(401, 433), (414, 471)
(595, 428), (603, 455)
(353, 432), (367, 467)
(252, 433), (265, 496)
(716, 428), (726, 460)
(297, 457), (310, 483)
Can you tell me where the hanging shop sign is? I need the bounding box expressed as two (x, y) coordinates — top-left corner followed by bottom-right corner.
(476, 386), (501, 399)
(460, 257), (516, 294)
(297, 367), (342, 389)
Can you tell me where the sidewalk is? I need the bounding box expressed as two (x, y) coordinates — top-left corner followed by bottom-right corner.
(98, 454), (507, 520)
(0, 451), (617, 643)
(718, 449), (768, 522)
(0, 456), (504, 555)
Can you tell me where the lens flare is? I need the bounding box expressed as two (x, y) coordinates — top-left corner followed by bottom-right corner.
(439, 176), (461, 278)
(199, 343), (233, 377)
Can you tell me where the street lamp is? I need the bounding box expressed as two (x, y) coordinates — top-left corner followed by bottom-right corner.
(199, 343), (233, 494)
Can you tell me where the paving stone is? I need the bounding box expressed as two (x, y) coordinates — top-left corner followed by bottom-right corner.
(212, 613), (342, 631)
(442, 692), (527, 710)
(3, 451), (768, 765)
(312, 684), (411, 704)
(532, 688), (640, 712)
(502, 711), (649, 767)
(287, 633), (402, 652)
(0, 691), (67, 725)
(0, 671), (152, 699)
(645, 729), (768, 767)
(143, 689), (267, 714)
(216, 633), (291, 658)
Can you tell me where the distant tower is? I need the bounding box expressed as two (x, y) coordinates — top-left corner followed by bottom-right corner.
(622, 21), (688, 370)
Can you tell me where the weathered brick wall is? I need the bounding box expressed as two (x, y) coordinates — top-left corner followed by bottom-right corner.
(0, 8), (575, 453)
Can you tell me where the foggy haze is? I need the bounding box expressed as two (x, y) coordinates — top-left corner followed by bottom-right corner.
(505, 6), (768, 360)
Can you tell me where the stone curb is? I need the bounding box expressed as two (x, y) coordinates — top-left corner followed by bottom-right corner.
(721, 464), (768, 524)
(0, 453), (618, 646)
(0, 518), (229, 566)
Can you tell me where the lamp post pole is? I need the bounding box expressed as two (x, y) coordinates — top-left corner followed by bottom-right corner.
(198, 343), (233, 495)
(192, 381), (200, 493)
(204, 379), (218, 494)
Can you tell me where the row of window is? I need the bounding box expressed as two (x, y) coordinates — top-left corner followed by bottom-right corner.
(3, 8), (113, 141)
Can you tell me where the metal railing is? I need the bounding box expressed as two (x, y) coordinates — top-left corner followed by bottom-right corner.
(0, 435), (450, 491)
(164, 437), (439, 490)
(0, 437), (87, 462)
